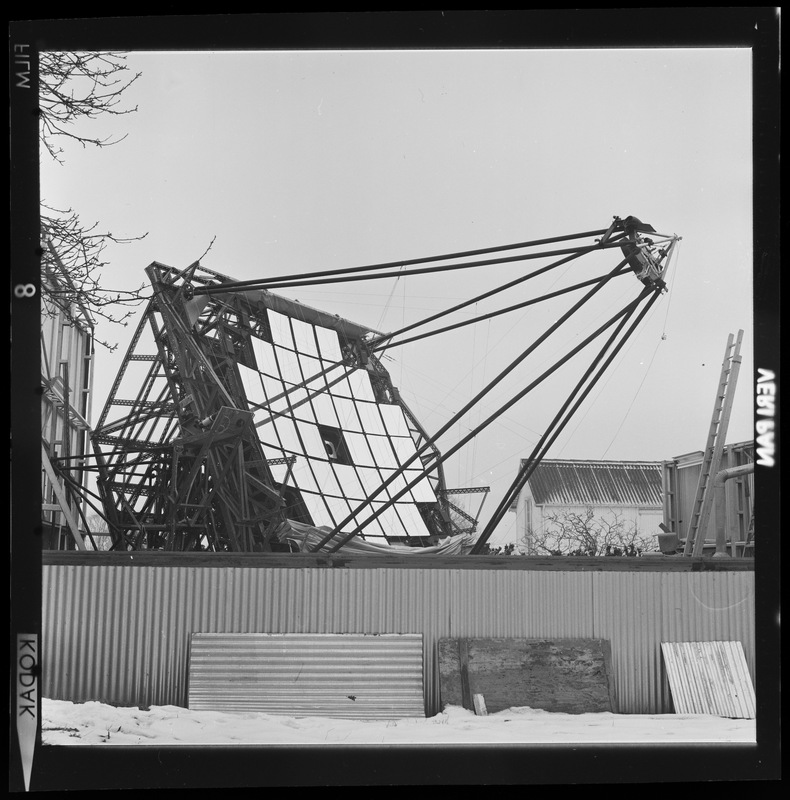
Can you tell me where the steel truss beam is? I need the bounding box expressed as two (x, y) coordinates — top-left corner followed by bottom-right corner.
(92, 266), (288, 550)
(87, 218), (674, 553)
(90, 262), (458, 551)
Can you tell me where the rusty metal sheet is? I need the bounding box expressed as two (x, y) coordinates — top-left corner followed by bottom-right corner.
(438, 637), (616, 714)
(661, 641), (755, 718)
(188, 632), (425, 719)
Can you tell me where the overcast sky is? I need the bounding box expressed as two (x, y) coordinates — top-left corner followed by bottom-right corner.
(40, 46), (755, 541)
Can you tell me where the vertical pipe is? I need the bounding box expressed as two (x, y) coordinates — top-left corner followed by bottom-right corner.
(713, 464), (754, 556)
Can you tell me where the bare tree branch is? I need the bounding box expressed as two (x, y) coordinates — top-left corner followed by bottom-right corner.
(39, 51), (141, 164)
(195, 236), (217, 264)
(39, 52), (149, 352)
(525, 508), (655, 557)
(41, 206), (149, 352)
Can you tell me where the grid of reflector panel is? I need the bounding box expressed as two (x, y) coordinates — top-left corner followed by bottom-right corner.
(240, 310), (435, 540)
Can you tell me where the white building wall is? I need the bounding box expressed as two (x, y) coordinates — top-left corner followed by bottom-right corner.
(41, 288), (95, 548)
(510, 492), (663, 554)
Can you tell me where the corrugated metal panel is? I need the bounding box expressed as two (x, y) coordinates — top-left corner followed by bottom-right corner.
(661, 641), (755, 718)
(188, 633), (424, 719)
(591, 571), (666, 714)
(42, 563), (754, 716)
(525, 459), (663, 507)
(659, 571), (755, 679)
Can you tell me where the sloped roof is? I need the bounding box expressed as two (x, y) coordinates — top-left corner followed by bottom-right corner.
(515, 459), (663, 508)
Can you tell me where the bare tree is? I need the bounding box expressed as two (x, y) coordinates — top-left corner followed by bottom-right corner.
(39, 51), (141, 163)
(41, 205), (148, 350)
(40, 51), (148, 351)
(525, 508), (655, 557)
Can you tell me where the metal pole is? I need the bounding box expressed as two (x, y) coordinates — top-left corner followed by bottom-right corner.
(713, 464), (754, 557)
(470, 288), (660, 553)
(367, 242), (621, 349)
(196, 239), (631, 296)
(192, 227), (614, 295)
(373, 268), (631, 353)
(310, 258), (632, 552)
(318, 287), (651, 553)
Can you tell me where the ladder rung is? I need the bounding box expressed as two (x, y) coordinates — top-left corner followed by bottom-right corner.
(685, 334), (742, 554)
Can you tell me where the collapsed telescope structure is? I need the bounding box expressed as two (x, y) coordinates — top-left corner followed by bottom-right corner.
(91, 261), (484, 552)
(89, 215), (678, 554)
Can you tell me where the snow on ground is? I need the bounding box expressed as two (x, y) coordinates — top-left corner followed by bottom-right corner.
(42, 699), (755, 746)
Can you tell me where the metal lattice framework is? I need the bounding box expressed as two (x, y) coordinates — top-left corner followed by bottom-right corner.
(77, 214), (679, 554)
(90, 261), (464, 551)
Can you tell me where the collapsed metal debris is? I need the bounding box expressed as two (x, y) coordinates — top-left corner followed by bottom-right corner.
(45, 216), (679, 553)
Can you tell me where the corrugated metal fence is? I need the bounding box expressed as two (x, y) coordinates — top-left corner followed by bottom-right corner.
(188, 633), (426, 719)
(41, 553), (754, 715)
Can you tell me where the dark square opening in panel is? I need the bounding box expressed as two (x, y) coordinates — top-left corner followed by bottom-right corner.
(317, 424), (353, 466)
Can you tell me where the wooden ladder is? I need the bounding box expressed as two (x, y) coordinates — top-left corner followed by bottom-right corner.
(683, 330), (744, 556)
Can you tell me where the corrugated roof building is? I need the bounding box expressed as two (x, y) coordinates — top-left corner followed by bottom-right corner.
(503, 459), (664, 555)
